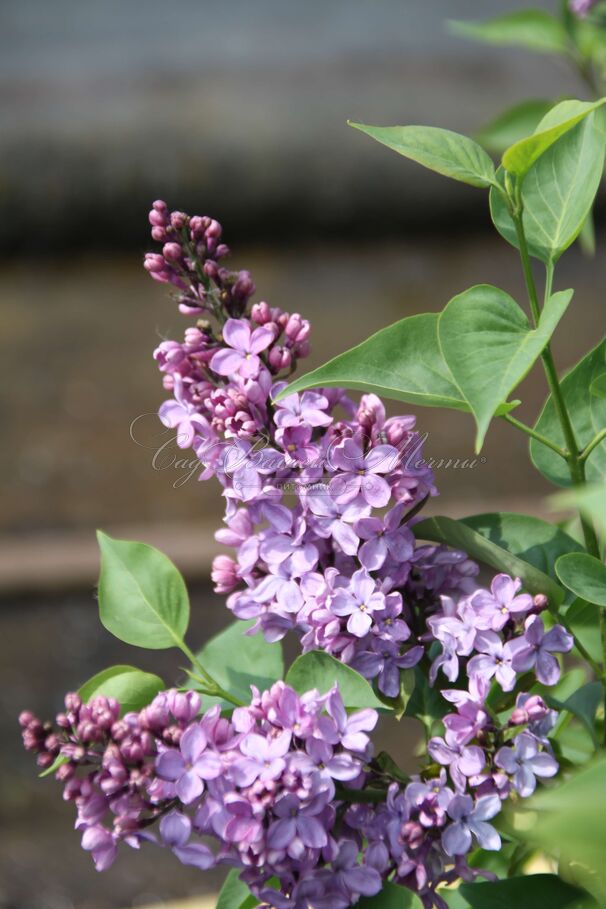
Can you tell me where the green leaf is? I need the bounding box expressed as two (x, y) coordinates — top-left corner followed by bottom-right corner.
(357, 881), (423, 909)
(449, 11), (570, 54)
(192, 620), (284, 710)
(531, 339), (606, 487)
(502, 98), (606, 176)
(459, 874), (586, 908)
(553, 483), (606, 537)
(461, 513), (583, 582)
(79, 665), (165, 714)
(549, 680), (602, 747)
(475, 99), (555, 154)
(490, 115), (606, 263)
(521, 756), (606, 898)
(285, 651), (385, 711)
(590, 371), (606, 398)
(556, 552), (606, 606)
(97, 531), (190, 650)
(348, 122), (496, 188)
(438, 284), (572, 451)
(404, 666), (447, 732)
(566, 599), (603, 663)
(39, 754), (69, 779)
(275, 314), (468, 410)
(216, 870), (257, 909)
(413, 515), (565, 605)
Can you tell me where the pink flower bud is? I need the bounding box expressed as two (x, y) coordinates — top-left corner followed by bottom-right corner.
(143, 253), (166, 273)
(162, 242), (182, 261)
(170, 211), (188, 229)
(212, 554), (239, 593)
(251, 301), (272, 324)
(151, 226), (167, 242)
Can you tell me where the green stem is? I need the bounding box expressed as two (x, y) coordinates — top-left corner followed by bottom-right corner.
(178, 641), (245, 707)
(512, 213), (600, 558)
(501, 413), (568, 459)
(580, 428), (606, 463)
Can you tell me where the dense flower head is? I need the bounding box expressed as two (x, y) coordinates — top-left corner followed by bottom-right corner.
(19, 205), (574, 909)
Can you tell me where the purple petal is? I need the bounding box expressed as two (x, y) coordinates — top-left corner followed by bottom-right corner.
(173, 843), (215, 870)
(469, 819), (501, 851)
(180, 724), (207, 764)
(267, 817), (297, 849)
(297, 816), (328, 848)
(535, 650), (560, 686)
(210, 347), (245, 375)
(347, 609), (373, 637)
(361, 474), (391, 508)
(222, 318), (251, 352)
(442, 821), (472, 856)
(160, 811), (191, 847)
(249, 325), (275, 354)
(514, 765), (536, 797)
(156, 749), (185, 781)
(176, 769), (204, 805)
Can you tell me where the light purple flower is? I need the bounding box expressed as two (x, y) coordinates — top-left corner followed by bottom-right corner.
(495, 732), (558, 797)
(81, 825), (117, 871)
(511, 616), (573, 686)
(329, 437), (398, 508)
(331, 839), (383, 901)
(267, 792), (329, 855)
(355, 503), (414, 571)
(210, 318), (274, 377)
(273, 388), (333, 428)
(472, 574), (533, 632)
(330, 568), (386, 637)
(467, 631), (525, 692)
(442, 794), (501, 855)
(156, 724), (222, 804)
(428, 731), (486, 793)
(233, 729), (292, 786)
(159, 377), (213, 449)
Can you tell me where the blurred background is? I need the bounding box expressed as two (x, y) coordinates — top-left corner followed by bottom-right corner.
(1, 1), (603, 907)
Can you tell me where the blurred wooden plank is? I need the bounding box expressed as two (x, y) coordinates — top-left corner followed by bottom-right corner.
(0, 521), (218, 595)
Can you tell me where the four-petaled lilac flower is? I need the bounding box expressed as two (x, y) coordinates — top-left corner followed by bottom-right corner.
(330, 568), (386, 637)
(355, 503), (414, 571)
(331, 839), (383, 902)
(267, 792), (329, 856)
(159, 376), (213, 449)
(428, 731), (486, 792)
(156, 724), (222, 804)
(233, 729), (292, 786)
(511, 616), (573, 686)
(273, 388), (333, 428)
(472, 574), (533, 632)
(442, 794), (501, 855)
(467, 631), (524, 692)
(329, 437), (399, 507)
(495, 732), (558, 797)
(210, 318), (274, 377)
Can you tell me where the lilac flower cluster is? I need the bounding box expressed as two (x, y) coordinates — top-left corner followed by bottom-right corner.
(146, 202), (477, 698)
(19, 689), (201, 871)
(22, 682), (387, 908)
(19, 204), (575, 909)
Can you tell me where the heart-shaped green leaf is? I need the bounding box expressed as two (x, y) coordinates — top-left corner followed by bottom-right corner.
(438, 284), (572, 451)
(556, 552), (606, 606)
(191, 620), (284, 710)
(216, 870), (258, 909)
(449, 11), (569, 54)
(275, 314), (472, 410)
(413, 515), (564, 605)
(502, 97), (606, 176)
(97, 531), (190, 650)
(531, 338), (606, 487)
(490, 115), (606, 263)
(79, 665), (165, 714)
(349, 122), (496, 188)
(285, 651), (386, 711)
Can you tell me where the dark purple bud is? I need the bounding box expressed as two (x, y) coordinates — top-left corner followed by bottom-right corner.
(532, 594), (549, 613)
